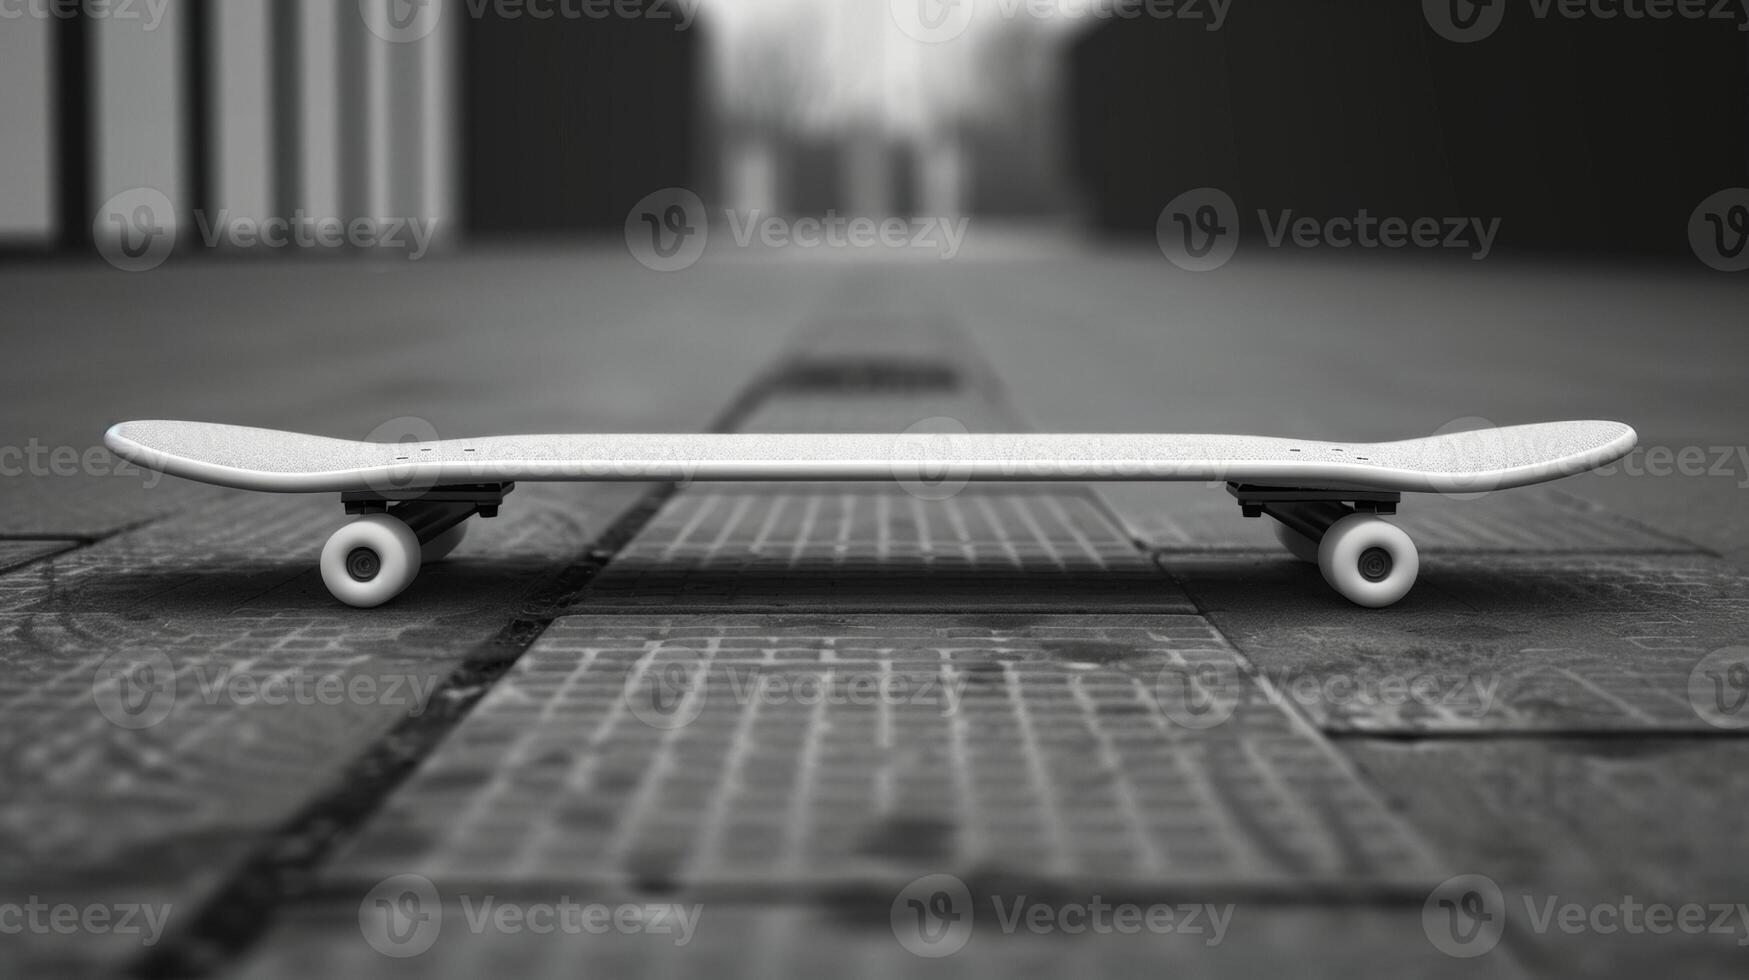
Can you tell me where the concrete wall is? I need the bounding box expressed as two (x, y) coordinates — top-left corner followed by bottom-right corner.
(1068, 0), (1748, 254)
(462, 4), (704, 233)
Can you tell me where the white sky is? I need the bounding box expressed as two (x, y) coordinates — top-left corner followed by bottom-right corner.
(697, 0), (1084, 135)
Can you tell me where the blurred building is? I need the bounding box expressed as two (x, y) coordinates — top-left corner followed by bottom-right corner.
(0, 0), (708, 251)
(5, 0), (1745, 257)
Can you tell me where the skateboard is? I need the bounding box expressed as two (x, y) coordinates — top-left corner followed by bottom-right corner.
(105, 419), (1637, 609)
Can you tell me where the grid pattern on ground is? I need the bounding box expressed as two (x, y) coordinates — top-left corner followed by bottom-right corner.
(579, 487), (1189, 612)
(1116, 486), (1701, 554)
(327, 616), (1443, 894)
(1163, 553), (1749, 732)
(0, 613), (456, 883)
(0, 481), (647, 894)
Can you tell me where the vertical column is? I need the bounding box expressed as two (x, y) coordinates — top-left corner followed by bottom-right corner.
(55, 10), (93, 249)
(351, 0), (454, 252)
(364, 6), (392, 222)
(844, 123), (893, 220)
(0, 14), (55, 243)
(91, 0), (186, 250)
(420, 10), (457, 243)
(297, 0), (343, 225)
(210, 0), (274, 246)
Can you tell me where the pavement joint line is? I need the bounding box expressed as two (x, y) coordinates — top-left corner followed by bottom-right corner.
(0, 517), (168, 576)
(0, 515), (165, 550)
(292, 876), (1442, 909)
(1153, 546), (1716, 557)
(570, 604), (1190, 616)
(127, 375), (780, 979)
(1330, 730), (1749, 743)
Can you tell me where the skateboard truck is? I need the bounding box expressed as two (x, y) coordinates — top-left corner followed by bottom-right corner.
(323, 484), (515, 606)
(1227, 484), (1418, 607)
(341, 483), (515, 517)
(1228, 484), (1398, 524)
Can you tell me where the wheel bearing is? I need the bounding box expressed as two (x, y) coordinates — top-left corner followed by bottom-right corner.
(1358, 547), (1394, 583)
(346, 547), (382, 582)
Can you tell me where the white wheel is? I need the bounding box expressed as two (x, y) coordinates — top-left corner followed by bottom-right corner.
(1272, 522), (1321, 563)
(320, 515), (422, 608)
(1317, 514), (1420, 608)
(421, 522), (468, 563)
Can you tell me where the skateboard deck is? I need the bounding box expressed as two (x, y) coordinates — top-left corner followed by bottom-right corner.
(103, 419), (1637, 610)
(105, 420), (1636, 494)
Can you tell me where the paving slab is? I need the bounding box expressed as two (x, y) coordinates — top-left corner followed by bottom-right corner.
(0, 611), (457, 891)
(0, 480), (648, 876)
(229, 903), (1526, 980)
(0, 483), (644, 617)
(578, 488), (1190, 614)
(324, 615), (1442, 897)
(1159, 552), (1749, 733)
(0, 481), (651, 980)
(1348, 739), (1749, 979)
(0, 469), (218, 539)
(1351, 740), (1749, 904)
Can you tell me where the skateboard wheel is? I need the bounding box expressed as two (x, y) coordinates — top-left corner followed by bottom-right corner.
(320, 515), (422, 608)
(420, 522), (468, 564)
(1317, 514), (1419, 608)
(1272, 522), (1320, 564)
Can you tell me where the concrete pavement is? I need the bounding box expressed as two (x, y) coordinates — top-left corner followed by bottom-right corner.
(0, 243), (1743, 978)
